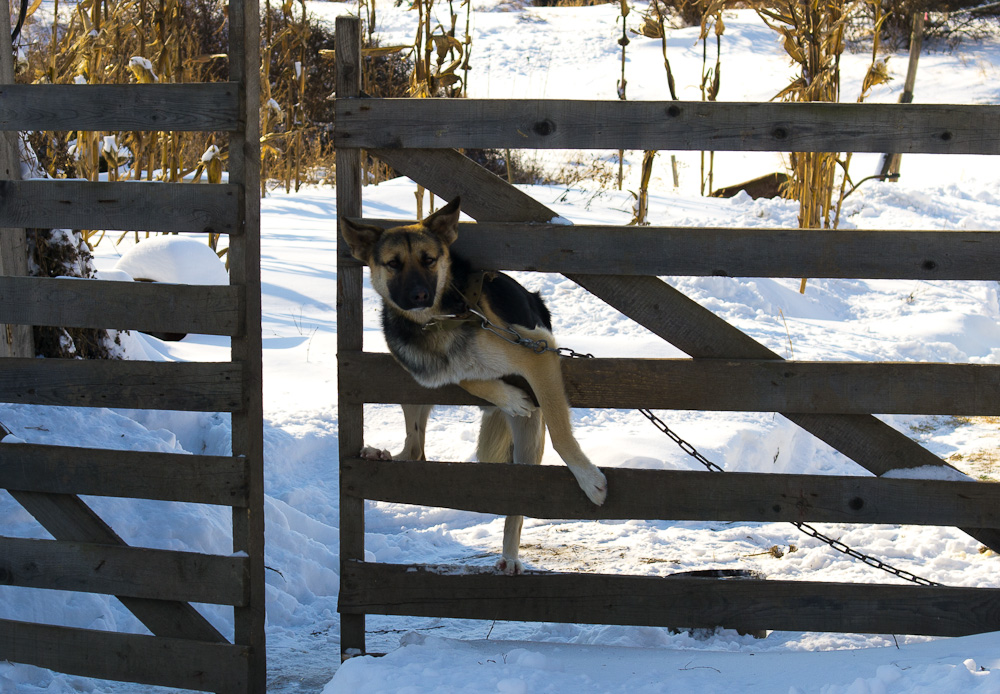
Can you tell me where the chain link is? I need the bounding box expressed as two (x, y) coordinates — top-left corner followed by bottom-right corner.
(480, 317), (943, 587)
(637, 408), (726, 474)
(790, 522), (941, 586)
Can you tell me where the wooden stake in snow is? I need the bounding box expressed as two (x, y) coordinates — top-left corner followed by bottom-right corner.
(878, 11), (925, 182)
(0, 0), (35, 358)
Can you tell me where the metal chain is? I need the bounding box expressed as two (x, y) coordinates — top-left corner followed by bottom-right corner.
(790, 521), (941, 586)
(637, 408), (726, 474)
(471, 308), (595, 359)
(480, 316), (943, 587)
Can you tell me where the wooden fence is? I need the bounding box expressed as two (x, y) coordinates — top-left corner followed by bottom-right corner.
(334, 15), (1000, 657)
(0, 0), (265, 690)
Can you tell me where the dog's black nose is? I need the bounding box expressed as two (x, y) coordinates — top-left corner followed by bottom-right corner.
(408, 286), (431, 307)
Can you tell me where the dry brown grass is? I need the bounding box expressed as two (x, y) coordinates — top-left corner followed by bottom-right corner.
(947, 416), (1000, 482)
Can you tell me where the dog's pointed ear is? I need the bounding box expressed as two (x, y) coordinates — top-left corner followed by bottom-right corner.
(340, 217), (383, 263)
(422, 197), (461, 247)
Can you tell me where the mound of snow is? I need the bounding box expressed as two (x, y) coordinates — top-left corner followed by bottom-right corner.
(114, 235), (228, 285)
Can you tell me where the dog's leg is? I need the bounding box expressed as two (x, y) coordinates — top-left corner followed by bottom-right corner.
(477, 407), (545, 575)
(398, 404), (432, 460)
(460, 379), (536, 418)
(360, 404), (433, 460)
(477, 406), (513, 463)
(477, 408), (517, 573)
(520, 351), (608, 506)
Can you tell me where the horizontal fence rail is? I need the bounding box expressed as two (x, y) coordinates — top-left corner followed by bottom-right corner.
(335, 99), (1000, 154)
(343, 459), (995, 527)
(341, 353), (1000, 416)
(0, 359), (242, 411)
(0, 619), (249, 692)
(348, 220), (1000, 280)
(0, 277), (242, 336)
(0, 536), (248, 605)
(342, 562), (1000, 638)
(0, 444), (249, 506)
(0, 181), (240, 234)
(0, 83), (240, 132)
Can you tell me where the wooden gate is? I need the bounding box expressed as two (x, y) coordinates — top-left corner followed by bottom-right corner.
(334, 16), (1000, 657)
(0, 0), (265, 691)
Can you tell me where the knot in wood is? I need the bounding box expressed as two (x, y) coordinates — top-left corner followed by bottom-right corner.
(532, 119), (556, 137)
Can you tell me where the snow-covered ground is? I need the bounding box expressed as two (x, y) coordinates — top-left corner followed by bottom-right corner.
(4, 1), (1000, 692)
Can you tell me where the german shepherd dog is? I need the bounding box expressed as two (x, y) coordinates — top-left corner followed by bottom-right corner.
(341, 198), (607, 575)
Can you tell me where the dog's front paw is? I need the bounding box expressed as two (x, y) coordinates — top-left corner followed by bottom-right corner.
(572, 465), (608, 506)
(495, 555), (525, 576)
(496, 383), (535, 418)
(360, 445), (392, 460)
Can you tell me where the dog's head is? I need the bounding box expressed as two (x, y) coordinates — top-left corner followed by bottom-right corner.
(341, 197), (461, 318)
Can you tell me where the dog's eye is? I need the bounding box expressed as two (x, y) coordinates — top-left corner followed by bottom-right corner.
(421, 255), (437, 268)
(386, 258), (403, 271)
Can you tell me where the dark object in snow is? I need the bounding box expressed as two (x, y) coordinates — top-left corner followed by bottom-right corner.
(711, 172), (791, 200)
(666, 568), (768, 639)
(133, 279), (187, 341)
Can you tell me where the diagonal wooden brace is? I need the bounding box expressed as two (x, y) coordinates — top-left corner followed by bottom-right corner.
(370, 145), (1000, 553)
(10, 490), (228, 643)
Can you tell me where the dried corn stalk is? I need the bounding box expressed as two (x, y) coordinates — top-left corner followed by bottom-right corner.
(753, 0), (891, 291)
(754, 0), (856, 230)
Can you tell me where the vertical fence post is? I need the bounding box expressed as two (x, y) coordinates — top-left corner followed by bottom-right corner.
(0, 0), (34, 359)
(228, 0), (266, 688)
(335, 15), (366, 659)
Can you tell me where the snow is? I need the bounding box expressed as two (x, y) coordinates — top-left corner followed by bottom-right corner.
(4, 2), (1000, 692)
(112, 235), (229, 285)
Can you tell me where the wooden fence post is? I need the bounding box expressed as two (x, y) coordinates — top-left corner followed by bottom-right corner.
(227, 0), (266, 686)
(336, 15), (367, 659)
(0, 0), (34, 358)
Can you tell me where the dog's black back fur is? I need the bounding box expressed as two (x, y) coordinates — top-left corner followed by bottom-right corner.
(463, 255), (552, 333)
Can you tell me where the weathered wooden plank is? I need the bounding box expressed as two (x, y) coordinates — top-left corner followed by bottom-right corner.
(350, 221), (1000, 281)
(340, 352), (1000, 416)
(0, 359), (243, 411)
(0, 180), (240, 234)
(0, 444), (249, 506)
(565, 358), (1000, 415)
(338, 99), (1000, 154)
(0, 83), (240, 132)
(343, 459), (998, 528)
(0, 276), (242, 336)
(0, 536), (248, 605)
(341, 561), (1000, 637)
(0, 10), (33, 359)
(10, 490), (228, 643)
(0, 618), (247, 692)
(336, 14), (368, 660)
